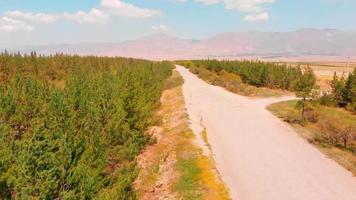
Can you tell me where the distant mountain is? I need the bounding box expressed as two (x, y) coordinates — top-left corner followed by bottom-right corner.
(6, 29), (356, 60)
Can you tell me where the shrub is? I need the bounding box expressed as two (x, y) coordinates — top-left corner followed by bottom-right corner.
(304, 108), (319, 123)
(318, 118), (356, 148)
(319, 93), (334, 106)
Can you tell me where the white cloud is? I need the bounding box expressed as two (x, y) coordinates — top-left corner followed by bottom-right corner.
(174, 0), (189, 2)
(244, 12), (269, 21)
(5, 11), (58, 23)
(63, 8), (110, 24)
(0, 17), (34, 32)
(195, 0), (275, 21)
(101, 0), (162, 18)
(195, 0), (220, 5)
(152, 24), (168, 31)
(0, 0), (161, 32)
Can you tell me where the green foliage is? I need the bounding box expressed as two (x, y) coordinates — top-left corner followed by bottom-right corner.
(0, 53), (172, 199)
(342, 68), (356, 111)
(188, 65), (285, 97)
(293, 66), (317, 119)
(180, 59), (305, 91)
(330, 72), (345, 106)
(319, 92), (334, 106)
(323, 68), (356, 112)
(293, 67), (317, 98)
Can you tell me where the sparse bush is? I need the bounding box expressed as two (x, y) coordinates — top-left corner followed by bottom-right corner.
(319, 92), (334, 106)
(269, 100), (356, 153)
(284, 112), (301, 123)
(317, 117), (356, 148)
(164, 70), (184, 90)
(304, 108), (319, 123)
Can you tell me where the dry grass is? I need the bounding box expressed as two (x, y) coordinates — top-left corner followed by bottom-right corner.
(273, 61), (356, 92)
(276, 61), (355, 76)
(316, 75), (333, 92)
(135, 70), (230, 199)
(196, 156), (230, 200)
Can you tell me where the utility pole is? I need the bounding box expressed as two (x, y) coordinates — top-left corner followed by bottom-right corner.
(346, 56), (351, 75)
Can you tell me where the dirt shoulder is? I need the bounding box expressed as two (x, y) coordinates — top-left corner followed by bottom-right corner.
(134, 70), (229, 200)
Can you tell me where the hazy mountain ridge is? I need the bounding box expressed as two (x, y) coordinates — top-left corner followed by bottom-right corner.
(6, 29), (356, 60)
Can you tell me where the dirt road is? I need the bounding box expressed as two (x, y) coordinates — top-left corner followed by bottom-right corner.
(176, 65), (356, 200)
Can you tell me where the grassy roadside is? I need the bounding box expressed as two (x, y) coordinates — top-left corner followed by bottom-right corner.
(134, 70), (230, 199)
(186, 65), (290, 98)
(267, 100), (356, 175)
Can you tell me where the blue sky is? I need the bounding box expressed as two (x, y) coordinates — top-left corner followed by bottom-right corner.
(0, 0), (356, 46)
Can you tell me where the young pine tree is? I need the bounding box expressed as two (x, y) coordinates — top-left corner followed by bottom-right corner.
(294, 66), (317, 120)
(330, 72), (345, 106)
(342, 68), (356, 111)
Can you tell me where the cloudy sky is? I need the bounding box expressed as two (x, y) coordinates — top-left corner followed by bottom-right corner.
(0, 0), (356, 46)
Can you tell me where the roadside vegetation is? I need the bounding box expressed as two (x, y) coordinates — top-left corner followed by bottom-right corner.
(268, 68), (356, 174)
(135, 71), (230, 200)
(0, 52), (172, 199)
(177, 60), (309, 97)
(180, 60), (308, 89)
(319, 69), (356, 112)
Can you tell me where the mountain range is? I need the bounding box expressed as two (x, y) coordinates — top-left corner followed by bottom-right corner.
(6, 29), (356, 61)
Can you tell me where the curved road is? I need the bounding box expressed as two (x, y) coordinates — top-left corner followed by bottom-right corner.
(176, 65), (356, 200)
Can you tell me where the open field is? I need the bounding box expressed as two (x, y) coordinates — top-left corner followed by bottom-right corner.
(177, 65), (356, 200)
(277, 61), (356, 76)
(309, 63), (355, 91)
(285, 61), (355, 76)
(272, 61), (356, 91)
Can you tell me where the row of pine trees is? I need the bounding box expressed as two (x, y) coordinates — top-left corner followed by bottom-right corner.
(0, 52), (172, 199)
(187, 60), (311, 91)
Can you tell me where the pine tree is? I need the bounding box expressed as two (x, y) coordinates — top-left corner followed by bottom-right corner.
(330, 72), (345, 106)
(294, 66), (317, 120)
(0, 53), (173, 199)
(342, 68), (356, 111)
